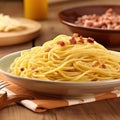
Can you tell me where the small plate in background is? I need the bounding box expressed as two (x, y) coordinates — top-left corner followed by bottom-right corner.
(0, 18), (41, 46)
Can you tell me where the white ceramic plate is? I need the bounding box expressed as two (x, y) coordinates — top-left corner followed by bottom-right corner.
(0, 50), (120, 97)
(0, 18), (41, 46)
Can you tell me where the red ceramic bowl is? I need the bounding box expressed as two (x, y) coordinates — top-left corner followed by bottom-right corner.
(58, 5), (120, 46)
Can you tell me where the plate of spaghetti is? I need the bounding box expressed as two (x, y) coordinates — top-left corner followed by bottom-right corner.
(0, 34), (120, 97)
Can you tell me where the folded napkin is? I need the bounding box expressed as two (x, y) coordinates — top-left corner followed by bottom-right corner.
(0, 73), (120, 113)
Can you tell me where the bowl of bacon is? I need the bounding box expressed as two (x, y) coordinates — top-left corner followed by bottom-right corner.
(58, 5), (120, 47)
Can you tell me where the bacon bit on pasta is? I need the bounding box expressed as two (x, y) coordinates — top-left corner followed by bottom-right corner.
(70, 37), (76, 44)
(101, 64), (106, 69)
(78, 36), (84, 43)
(20, 67), (24, 71)
(57, 41), (65, 46)
(87, 37), (94, 43)
(72, 33), (79, 38)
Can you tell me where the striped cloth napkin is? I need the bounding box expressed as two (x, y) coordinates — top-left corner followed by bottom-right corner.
(1, 73), (120, 113)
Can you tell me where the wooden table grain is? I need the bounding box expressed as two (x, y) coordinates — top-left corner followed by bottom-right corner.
(0, 0), (120, 120)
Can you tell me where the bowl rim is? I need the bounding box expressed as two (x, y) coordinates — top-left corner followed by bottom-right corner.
(58, 4), (120, 32)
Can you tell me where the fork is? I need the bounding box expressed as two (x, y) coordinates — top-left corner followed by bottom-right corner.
(0, 80), (34, 110)
(0, 80), (9, 89)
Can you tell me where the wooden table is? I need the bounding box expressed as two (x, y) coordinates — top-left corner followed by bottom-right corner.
(0, 0), (120, 120)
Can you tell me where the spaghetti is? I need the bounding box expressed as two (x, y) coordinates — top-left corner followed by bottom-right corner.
(10, 34), (120, 82)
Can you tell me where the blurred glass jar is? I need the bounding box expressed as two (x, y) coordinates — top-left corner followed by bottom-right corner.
(23, 0), (48, 20)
